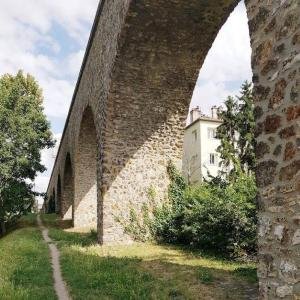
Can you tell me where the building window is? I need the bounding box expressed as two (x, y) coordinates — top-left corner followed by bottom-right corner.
(192, 129), (197, 141)
(209, 153), (217, 165)
(208, 128), (216, 139)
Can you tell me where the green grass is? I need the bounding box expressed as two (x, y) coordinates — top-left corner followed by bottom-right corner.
(197, 267), (214, 284)
(233, 266), (258, 283)
(0, 214), (56, 300)
(0, 213), (258, 299)
(43, 213), (258, 300)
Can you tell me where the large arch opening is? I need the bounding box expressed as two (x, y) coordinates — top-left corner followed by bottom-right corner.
(183, 1), (252, 183)
(91, 0), (298, 297)
(74, 106), (98, 229)
(61, 153), (74, 221)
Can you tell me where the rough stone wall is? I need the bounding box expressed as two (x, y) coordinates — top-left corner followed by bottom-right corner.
(246, 0), (300, 298)
(100, 0), (239, 244)
(73, 107), (98, 228)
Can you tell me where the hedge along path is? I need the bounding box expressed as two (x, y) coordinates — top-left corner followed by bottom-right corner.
(37, 215), (71, 300)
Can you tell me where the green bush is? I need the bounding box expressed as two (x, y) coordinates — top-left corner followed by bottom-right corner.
(151, 162), (257, 257)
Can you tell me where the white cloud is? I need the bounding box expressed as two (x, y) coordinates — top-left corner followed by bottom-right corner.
(190, 81), (240, 114)
(42, 133), (62, 173)
(1, 1), (99, 42)
(66, 50), (86, 78)
(0, 0), (98, 119)
(34, 176), (50, 194)
(35, 133), (62, 194)
(42, 78), (74, 118)
(190, 1), (252, 115)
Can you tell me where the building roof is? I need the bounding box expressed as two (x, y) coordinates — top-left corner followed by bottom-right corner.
(185, 116), (222, 130)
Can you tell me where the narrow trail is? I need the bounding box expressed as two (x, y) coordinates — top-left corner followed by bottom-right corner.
(37, 215), (71, 300)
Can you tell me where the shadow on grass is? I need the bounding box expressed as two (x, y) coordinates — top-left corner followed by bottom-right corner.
(41, 214), (258, 300)
(41, 213), (97, 247)
(42, 213), (73, 229)
(59, 246), (258, 300)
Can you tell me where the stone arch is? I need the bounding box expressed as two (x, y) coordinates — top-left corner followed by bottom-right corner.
(46, 1), (299, 297)
(73, 106), (98, 228)
(61, 153), (74, 220)
(98, 0), (244, 244)
(56, 175), (62, 215)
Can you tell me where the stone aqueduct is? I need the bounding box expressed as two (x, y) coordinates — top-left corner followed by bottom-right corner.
(46, 0), (299, 298)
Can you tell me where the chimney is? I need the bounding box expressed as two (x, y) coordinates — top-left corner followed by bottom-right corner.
(190, 106), (201, 123)
(217, 106), (223, 119)
(211, 105), (218, 119)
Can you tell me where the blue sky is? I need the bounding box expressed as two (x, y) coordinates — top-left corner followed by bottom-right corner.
(0, 1), (251, 194)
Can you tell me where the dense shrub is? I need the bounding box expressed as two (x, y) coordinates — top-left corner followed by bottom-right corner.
(151, 163), (257, 257)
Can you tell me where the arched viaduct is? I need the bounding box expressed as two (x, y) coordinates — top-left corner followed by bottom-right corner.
(46, 0), (300, 298)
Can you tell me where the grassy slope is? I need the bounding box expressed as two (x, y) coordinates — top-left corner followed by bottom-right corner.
(43, 214), (258, 300)
(0, 214), (56, 300)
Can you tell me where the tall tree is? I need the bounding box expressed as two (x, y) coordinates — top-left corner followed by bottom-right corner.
(236, 81), (256, 174)
(216, 81), (255, 181)
(0, 71), (54, 235)
(215, 96), (240, 179)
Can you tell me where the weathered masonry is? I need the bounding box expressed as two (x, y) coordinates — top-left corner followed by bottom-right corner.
(46, 0), (299, 298)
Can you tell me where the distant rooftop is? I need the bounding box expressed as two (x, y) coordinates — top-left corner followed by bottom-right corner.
(186, 105), (222, 129)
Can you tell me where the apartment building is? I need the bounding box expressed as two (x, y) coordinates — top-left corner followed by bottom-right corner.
(183, 106), (223, 184)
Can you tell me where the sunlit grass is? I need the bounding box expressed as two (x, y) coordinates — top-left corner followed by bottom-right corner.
(0, 214), (56, 300)
(43, 213), (258, 300)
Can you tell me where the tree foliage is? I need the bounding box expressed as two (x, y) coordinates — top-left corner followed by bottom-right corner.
(151, 162), (257, 257)
(0, 71), (54, 234)
(236, 81), (256, 173)
(216, 81), (255, 180)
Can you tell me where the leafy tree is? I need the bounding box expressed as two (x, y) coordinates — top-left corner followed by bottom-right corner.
(0, 71), (54, 235)
(150, 163), (257, 257)
(216, 81), (255, 180)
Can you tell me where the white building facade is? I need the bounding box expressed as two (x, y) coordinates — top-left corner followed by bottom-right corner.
(182, 106), (223, 184)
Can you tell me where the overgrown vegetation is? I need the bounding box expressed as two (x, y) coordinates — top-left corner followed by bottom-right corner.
(151, 162), (257, 258)
(0, 71), (55, 235)
(119, 162), (257, 258)
(115, 187), (155, 242)
(118, 161), (257, 258)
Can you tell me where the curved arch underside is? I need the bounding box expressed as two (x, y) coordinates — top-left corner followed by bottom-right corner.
(74, 107), (97, 228)
(100, 0), (240, 243)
